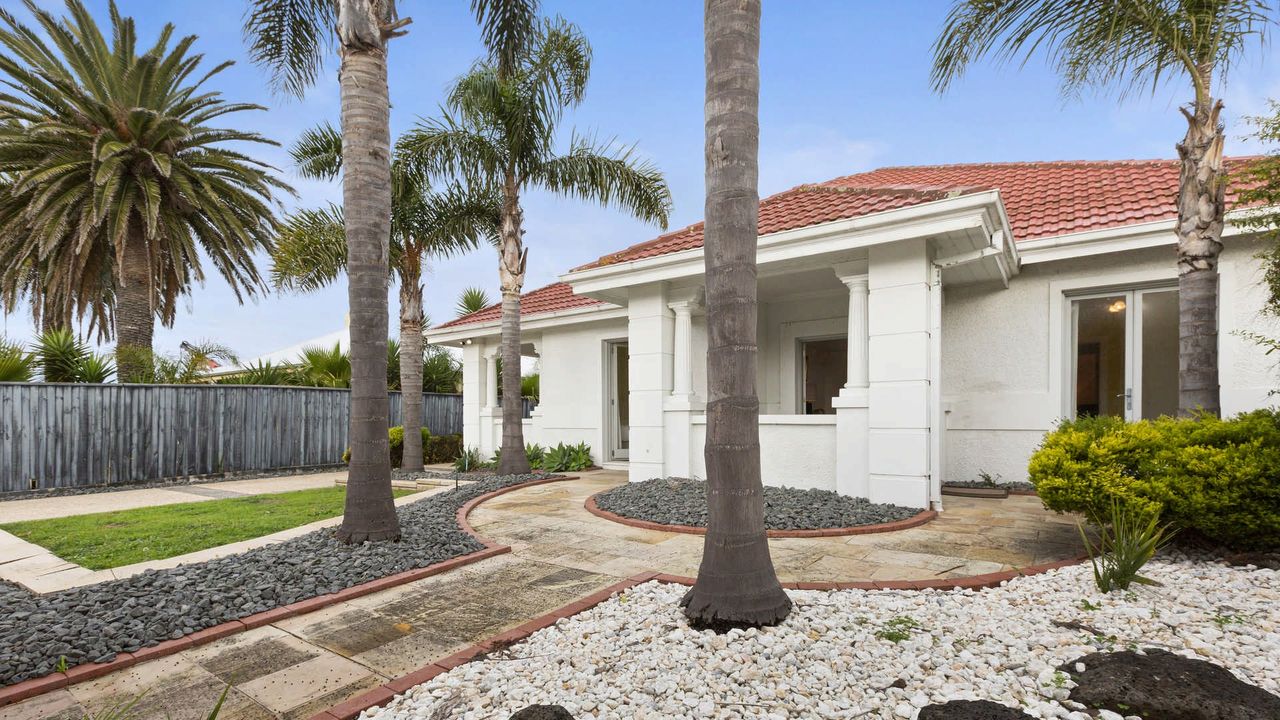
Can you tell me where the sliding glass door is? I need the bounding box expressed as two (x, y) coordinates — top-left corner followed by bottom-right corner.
(1070, 287), (1178, 421)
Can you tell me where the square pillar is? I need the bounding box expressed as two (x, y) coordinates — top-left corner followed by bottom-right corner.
(832, 262), (869, 498)
(628, 283), (673, 483)
(867, 240), (933, 508)
(478, 345), (500, 457)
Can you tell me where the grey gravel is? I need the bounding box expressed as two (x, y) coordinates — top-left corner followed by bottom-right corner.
(0, 473), (548, 687)
(593, 477), (921, 531)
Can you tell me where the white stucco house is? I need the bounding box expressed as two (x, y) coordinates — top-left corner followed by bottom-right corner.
(424, 159), (1280, 509)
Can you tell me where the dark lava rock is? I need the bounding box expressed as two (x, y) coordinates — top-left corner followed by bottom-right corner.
(917, 700), (1034, 719)
(594, 477), (921, 530)
(509, 705), (574, 720)
(1063, 648), (1280, 720)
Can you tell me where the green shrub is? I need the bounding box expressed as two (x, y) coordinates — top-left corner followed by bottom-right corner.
(426, 434), (463, 464)
(342, 426), (430, 468)
(1030, 409), (1280, 550)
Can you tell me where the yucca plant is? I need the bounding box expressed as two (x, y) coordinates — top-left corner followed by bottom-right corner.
(0, 338), (35, 381)
(31, 328), (114, 383)
(455, 286), (493, 317)
(1080, 498), (1175, 593)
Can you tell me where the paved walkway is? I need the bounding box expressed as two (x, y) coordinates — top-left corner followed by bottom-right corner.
(0, 470), (1083, 720)
(472, 471), (1081, 582)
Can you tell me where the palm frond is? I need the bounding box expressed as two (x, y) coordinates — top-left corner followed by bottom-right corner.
(456, 286), (494, 317)
(242, 0), (336, 99)
(290, 122), (343, 180)
(471, 0), (540, 78)
(530, 132), (672, 228)
(271, 204), (346, 292)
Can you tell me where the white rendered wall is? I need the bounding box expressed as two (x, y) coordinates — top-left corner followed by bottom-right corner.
(942, 241), (1280, 485)
(531, 318), (628, 465)
(689, 415), (837, 490)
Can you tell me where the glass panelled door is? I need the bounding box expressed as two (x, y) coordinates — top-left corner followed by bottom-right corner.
(1070, 287), (1178, 421)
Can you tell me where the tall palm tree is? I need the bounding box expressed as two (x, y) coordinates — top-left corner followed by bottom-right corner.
(0, 0), (288, 380)
(681, 0), (791, 630)
(245, 0), (412, 542)
(399, 17), (672, 474)
(273, 123), (499, 471)
(931, 0), (1274, 417)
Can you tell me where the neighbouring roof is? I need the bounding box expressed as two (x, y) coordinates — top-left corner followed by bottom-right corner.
(436, 158), (1258, 330)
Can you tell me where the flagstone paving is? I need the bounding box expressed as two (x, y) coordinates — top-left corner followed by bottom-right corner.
(0, 469), (1084, 719)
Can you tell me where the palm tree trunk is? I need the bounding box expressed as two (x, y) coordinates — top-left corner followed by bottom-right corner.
(399, 263), (425, 473)
(334, 0), (401, 543)
(497, 173), (531, 475)
(115, 223), (154, 383)
(682, 0), (790, 630)
(1175, 96), (1225, 417)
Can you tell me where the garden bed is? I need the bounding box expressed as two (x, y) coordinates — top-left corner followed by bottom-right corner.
(590, 477), (925, 535)
(0, 473), (553, 687)
(363, 552), (1280, 719)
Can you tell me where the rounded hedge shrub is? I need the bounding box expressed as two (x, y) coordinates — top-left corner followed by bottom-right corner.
(342, 425), (430, 468)
(1030, 409), (1280, 550)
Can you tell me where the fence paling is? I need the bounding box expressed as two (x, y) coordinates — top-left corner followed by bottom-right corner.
(0, 383), (462, 493)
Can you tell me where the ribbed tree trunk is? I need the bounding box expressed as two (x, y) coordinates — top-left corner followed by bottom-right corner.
(1175, 92), (1225, 417)
(334, 0), (402, 543)
(399, 260), (425, 473)
(682, 0), (790, 630)
(115, 223), (154, 383)
(497, 172), (531, 475)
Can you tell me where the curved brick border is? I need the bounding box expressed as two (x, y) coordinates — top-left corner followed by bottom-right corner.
(0, 474), (576, 708)
(584, 494), (937, 538)
(308, 555), (1089, 720)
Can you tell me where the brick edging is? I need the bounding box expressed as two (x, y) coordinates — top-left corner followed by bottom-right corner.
(584, 494), (938, 538)
(0, 474), (577, 708)
(307, 570), (663, 720)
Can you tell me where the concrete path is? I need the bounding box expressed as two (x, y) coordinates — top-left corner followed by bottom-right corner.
(0, 470), (1084, 720)
(0, 473), (348, 524)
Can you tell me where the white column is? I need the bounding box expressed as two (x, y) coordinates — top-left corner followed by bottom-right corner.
(461, 340), (484, 455)
(832, 262), (870, 498)
(842, 275), (869, 392)
(628, 283), (673, 483)
(669, 301), (695, 399)
(484, 350), (498, 410)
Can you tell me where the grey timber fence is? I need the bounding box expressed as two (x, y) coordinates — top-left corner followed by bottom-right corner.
(0, 383), (462, 493)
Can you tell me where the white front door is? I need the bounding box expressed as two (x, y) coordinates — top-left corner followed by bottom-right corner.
(606, 341), (630, 460)
(1070, 286), (1179, 420)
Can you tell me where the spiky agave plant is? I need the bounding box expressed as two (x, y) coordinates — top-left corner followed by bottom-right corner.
(455, 286), (493, 317)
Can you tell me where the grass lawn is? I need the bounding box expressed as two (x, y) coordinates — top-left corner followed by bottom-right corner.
(0, 486), (416, 570)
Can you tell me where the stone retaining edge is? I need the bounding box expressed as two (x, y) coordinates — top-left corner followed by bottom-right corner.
(0, 474), (577, 708)
(308, 555), (1089, 720)
(583, 494), (938, 538)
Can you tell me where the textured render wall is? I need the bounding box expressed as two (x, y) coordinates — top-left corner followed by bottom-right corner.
(525, 318), (628, 465)
(942, 241), (1280, 485)
(689, 417), (837, 491)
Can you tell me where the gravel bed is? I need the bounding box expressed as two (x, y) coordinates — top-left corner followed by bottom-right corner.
(365, 551), (1280, 719)
(593, 477), (921, 530)
(0, 473), (550, 686)
(0, 465), (347, 502)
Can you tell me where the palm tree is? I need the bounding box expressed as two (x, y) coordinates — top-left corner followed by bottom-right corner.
(245, 0), (414, 542)
(298, 343), (352, 388)
(681, 0), (791, 630)
(272, 123), (500, 472)
(931, 0), (1273, 417)
(0, 0), (288, 381)
(399, 17), (673, 474)
(456, 286), (494, 317)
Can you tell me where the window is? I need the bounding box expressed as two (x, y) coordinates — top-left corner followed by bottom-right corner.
(1070, 287), (1178, 420)
(800, 337), (846, 414)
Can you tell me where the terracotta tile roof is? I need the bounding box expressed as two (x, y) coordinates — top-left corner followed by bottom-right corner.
(434, 281), (606, 330)
(437, 158), (1260, 328)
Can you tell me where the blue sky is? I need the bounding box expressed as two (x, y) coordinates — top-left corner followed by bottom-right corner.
(4, 0), (1280, 360)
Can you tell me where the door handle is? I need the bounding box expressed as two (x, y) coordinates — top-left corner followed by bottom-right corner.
(1116, 388), (1132, 411)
